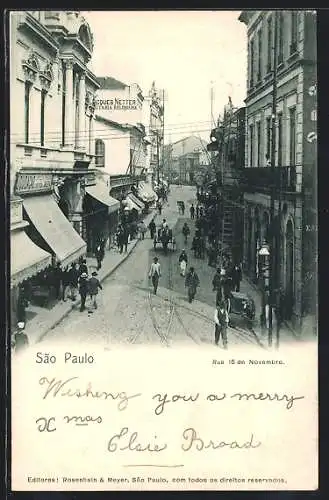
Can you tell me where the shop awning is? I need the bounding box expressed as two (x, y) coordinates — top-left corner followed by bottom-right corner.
(125, 195), (142, 214)
(23, 195), (86, 268)
(85, 183), (120, 214)
(128, 193), (145, 210)
(11, 230), (52, 288)
(137, 182), (157, 203)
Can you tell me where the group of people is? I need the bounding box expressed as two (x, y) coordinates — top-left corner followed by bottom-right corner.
(189, 203), (204, 220)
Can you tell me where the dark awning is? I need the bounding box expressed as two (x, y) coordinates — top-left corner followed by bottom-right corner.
(23, 195), (86, 268)
(85, 182), (120, 214)
(11, 229), (52, 288)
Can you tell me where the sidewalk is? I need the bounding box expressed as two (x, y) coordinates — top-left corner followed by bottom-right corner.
(24, 211), (156, 345)
(240, 273), (306, 345)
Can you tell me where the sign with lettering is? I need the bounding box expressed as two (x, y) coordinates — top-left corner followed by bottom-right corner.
(15, 173), (53, 194)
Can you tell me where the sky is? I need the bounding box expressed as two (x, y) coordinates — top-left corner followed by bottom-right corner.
(82, 10), (247, 144)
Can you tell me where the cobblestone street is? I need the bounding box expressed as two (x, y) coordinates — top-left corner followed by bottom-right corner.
(39, 186), (264, 351)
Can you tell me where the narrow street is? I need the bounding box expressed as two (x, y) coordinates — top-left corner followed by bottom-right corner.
(41, 186), (262, 350)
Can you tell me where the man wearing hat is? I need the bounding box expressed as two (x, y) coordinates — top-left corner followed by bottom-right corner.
(78, 272), (89, 312)
(88, 271), (103, 312)
(13, 322), (29, 354)
(214, 300), (229, 348)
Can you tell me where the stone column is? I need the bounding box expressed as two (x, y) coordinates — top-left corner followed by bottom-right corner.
(64, 60), (74, 148)
(89, 108), (95, 156)
(77, 72), (86, 150)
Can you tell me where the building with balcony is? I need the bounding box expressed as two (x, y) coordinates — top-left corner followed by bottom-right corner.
(238, 10), (317, 331)
(206, 104), (246, 263)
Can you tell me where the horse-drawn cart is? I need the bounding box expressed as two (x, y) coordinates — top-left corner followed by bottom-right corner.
(153, 227), (177, 253)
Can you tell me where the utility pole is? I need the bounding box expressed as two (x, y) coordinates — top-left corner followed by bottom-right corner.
(156, 132), (160, 185)
(162, 89), (165, 182)
(269, 10), (279, 348)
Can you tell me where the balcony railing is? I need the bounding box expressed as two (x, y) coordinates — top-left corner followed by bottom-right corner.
(242, 165), (296, 193)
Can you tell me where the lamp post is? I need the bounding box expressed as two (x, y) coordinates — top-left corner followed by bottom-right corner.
(259, 242), (270, 345)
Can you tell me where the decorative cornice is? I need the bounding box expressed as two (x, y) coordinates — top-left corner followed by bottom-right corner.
(17, 12), (59, 57)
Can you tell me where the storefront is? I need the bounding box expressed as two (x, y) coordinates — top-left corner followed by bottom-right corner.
(10, 197), (52, 329)
(83, 180), (120, 254)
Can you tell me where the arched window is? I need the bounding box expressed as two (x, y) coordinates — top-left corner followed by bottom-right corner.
(95, 139), (105, 168)
(78, 24), (92, 51)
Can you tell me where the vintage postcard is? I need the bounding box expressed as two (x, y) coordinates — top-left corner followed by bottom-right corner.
(8, 9), (318, 492)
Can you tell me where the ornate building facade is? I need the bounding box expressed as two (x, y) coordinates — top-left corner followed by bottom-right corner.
(239, 10), (317, 332)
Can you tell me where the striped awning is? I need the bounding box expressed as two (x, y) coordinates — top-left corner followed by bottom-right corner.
(11, 230), (52, 288)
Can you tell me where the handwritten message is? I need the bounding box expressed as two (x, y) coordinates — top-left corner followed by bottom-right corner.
(11, 346), (318, 491)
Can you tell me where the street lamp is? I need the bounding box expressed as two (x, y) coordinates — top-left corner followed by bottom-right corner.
(258, 242), (271, 346)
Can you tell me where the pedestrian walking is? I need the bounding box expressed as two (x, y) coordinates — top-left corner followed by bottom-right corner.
(214, 301), (229, 348)
(185, 266), (200, 303)
(157, 201), (162, 215)
(178, 249), (188, 277)
(182, 222), (190, 244)
(190, 204), (195, 219)
(13, 322), (29, 354)
(88, 271), (103, 313)
(181, 201), (185, 216)
(138, 221), (147, 240)
(78, 272), (88, 312)
(78, 259), (88, 277)
(149, 256), (161, 295)
(67, 262), (79, 301)
(148, 219), (156, 239)
(196, 204), (200, 219)
(231, 263), (242, 292)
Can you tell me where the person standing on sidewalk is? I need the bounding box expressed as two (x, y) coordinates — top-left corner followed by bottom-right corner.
(214, 301), (229, 348)
(178, 249), (188, 277)
(190, 204), (195, 219)
(68, 262), (79, 301)
(185, 266), (200, 303)
(13, 322), (29, 354)
(88, 271), (103, 313)
(78, 272), (88, 312)
(148, 219), (156, 239)
(231, 263), (242, 292)
(149, 257), (161, 295)
(61, 266), (70, 302)
(95, 241), (105, 270)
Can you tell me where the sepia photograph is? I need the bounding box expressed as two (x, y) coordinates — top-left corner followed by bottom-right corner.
(8, 9), (318, 492)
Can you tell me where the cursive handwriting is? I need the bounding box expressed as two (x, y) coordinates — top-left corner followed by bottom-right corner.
(106, 427), (261, 453)
(230, 392), (304, 410)
(38, 377), (141, 411)
(108, 427), (168, 452)
(181, 427), (261, 451)
(152, 393), (200, 415)
(63, 415), (102, 426)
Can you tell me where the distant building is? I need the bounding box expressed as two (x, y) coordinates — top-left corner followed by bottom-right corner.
(239, 10), (317, 331)
(163, 136), (210, 185)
